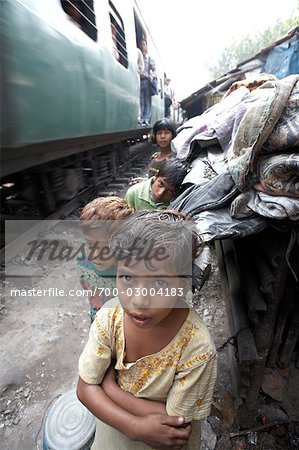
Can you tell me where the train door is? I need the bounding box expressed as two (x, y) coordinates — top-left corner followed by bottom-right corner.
(133, 6), (165, 124)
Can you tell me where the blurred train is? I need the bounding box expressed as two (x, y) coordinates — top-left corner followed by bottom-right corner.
(0, 0), (165, 212)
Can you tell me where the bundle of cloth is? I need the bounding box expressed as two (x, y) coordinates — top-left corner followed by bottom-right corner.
(171, 74), (299, 242)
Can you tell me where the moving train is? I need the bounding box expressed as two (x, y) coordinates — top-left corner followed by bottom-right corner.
(0, 0), (165, 212)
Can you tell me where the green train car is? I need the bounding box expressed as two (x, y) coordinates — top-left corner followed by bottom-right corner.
(1, 0), (165, 210)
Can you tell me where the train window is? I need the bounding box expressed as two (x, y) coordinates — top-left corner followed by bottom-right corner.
(109, 1), (128, 68)
(61, 0), (97, 41)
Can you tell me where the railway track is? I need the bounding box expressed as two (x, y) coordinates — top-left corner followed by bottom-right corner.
(1, 141), (154, 266)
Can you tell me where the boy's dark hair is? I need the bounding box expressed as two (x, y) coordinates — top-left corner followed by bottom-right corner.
(151, 119), (177, 144)
(110, 209), (203, 276)
(156, 158), (188, 193)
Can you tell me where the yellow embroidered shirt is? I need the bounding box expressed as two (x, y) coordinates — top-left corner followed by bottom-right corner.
(79, 297), (217, 422)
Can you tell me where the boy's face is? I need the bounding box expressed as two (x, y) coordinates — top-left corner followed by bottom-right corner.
(117, 256), (190, 329)
(152, 175), (177, 204)
(155, 129), (173, 149)
(84, 230), (114, 271)
(140, 40), (147, 52)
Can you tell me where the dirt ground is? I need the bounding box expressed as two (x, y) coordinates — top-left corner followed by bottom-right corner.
(0, 220), (298, 449)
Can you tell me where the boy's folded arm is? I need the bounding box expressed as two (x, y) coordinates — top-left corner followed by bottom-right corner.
(77, 377), (191, 447)
(77, 376), (138, 439)
(101, 367), (166, 415)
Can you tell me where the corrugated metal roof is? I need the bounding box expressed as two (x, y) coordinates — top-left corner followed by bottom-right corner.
(181, 27), (299, 116)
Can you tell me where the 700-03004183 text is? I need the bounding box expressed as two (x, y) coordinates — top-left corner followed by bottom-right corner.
(91, 287), (185, 297)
